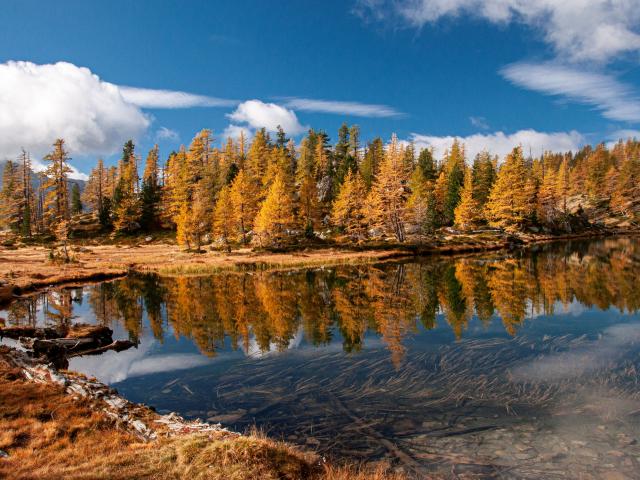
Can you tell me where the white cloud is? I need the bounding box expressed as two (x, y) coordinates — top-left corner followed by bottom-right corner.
(155, 126), (180, 142)
(501, 62), (640, 123)
(222, 124), (253, 141)
(120, 86), (237, 109)
(511, 322), (640, 381)
(281, 97), (402, 117)
(0, 60), (150, 165)
(227, 100), (307, 135)
(358, 0), (640, 63)
(469, 116), (489, 130)
(410, 128), (585, 160)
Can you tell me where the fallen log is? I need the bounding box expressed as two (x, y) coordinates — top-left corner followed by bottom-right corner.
(0, 326), (62, 340)
(69, 339), (136, 357)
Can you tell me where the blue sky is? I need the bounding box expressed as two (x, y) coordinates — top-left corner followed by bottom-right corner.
(2, 0), (640, 177)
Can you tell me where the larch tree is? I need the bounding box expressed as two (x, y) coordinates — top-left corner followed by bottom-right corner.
(112, 154), (141, 234)
(556, 156), (570, 215)
(189, 183), (211, 251)
(367, 134), (408, 242)
(43, 139), (72, 227)
(485, 147), (534, 231)
(433, 170), (448, 227)
(611, 154), (640, 217)
(253, 173), (295, 246)
(0, 160), (20, 232)
(536, 164), (558, 225)
(83, 159), (106, 214)
(17, 149), (34, 237)
(331, 169), (367, 238)
(407, 167), (437, 236)
(213, 184), (235, 251)
(454, 166), (481, 231)
(229, 169), (258, 244)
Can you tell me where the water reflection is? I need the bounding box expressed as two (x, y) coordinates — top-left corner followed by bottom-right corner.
(5, 238), (640, 366)
(4, 238), (640, 477)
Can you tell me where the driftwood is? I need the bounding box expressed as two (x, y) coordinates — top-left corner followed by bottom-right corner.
(68, 339), (136, 357)
(0, 325), (62, 340)
(10, 324), (135, 368)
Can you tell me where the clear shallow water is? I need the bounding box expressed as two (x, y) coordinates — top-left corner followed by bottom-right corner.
(3, 238), (640, 478)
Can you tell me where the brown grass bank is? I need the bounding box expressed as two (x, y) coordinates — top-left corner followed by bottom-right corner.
(0, 347), (407, 480)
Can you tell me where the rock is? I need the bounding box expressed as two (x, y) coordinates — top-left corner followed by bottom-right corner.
(144, 236), (153, 242)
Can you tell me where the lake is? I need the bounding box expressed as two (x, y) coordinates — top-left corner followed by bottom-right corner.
(3, 237), (640, 478)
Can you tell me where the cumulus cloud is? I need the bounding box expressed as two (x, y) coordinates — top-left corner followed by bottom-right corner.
(227, 100), (307, 135)
(501, 62), (640, 123)
(357, 0), (640, 63)
(410, 129), (585, 160)
(281, 97), (402, 118)
(511, 322), (640, 382)
(0, 60), (151, 165)
(120, 86), (237, 109)
(222, 124), (253, 141)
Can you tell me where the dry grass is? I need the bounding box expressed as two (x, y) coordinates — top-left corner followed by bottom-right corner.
(0, 351), (405, 480)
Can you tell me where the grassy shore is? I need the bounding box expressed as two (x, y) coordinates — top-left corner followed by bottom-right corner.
(0, 228), (581, 304)
(0, 346), (409, 480)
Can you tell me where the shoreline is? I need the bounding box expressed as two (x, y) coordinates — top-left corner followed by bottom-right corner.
(0, 344), (405, 479)
(2, 228), (639, 305)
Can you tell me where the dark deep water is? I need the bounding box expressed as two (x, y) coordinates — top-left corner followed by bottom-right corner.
(4, 237), (640, 478)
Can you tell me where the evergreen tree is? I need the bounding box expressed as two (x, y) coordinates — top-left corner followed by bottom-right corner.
(407, 167), (437, 236)
(140, 145), (161, 229)
(360, 137), (384, 190)
(417, 148), (436, 182)
(471, 151), (496, 209)
(442, 140), (466, 225)
(71, 183), (83, 215)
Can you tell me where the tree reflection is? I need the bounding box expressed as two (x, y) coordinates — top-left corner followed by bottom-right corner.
(6, 238), (640, 364)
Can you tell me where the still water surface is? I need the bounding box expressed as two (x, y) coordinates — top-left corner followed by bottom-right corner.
(4, 238), (640, 478)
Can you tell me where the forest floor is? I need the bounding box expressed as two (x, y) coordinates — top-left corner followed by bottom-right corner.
(1, 227), (637, 305)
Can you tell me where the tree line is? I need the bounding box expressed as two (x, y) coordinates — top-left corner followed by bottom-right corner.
(2, 126), (640, 247)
